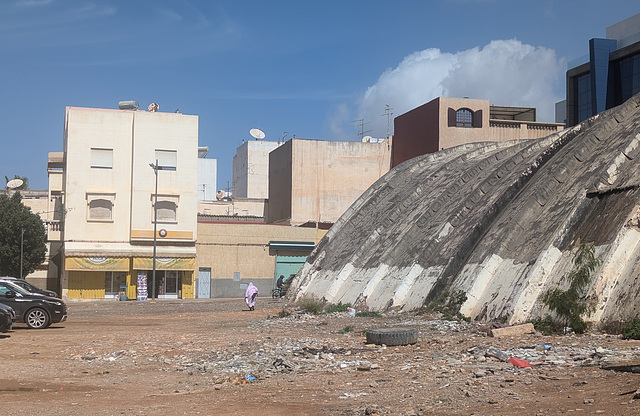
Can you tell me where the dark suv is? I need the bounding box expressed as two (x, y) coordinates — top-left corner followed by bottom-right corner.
(0, 281), (67, 329)
(0, 276), (58, 298)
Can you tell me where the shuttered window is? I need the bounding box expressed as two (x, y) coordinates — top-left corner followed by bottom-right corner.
(87, 193), (115, 221)
(91, 148), (113, 168)
(152, 195), (179, 223)
(155, 149), (177, 170)
(156, 200), (177, 222)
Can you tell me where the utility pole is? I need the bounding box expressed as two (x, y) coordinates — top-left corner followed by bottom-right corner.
(149, 160), (166, 300)
(20, 228), (24, 279)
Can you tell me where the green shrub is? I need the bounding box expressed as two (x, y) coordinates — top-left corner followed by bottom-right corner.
(542, 243), (601, 334)
(621, 318), (640, 340)
(426, 290), (469, 321)
(296, 296), (324, 315)
(325, 302), (351, 313)
(529, 315), (563, 335)
(356, 311), (382, 318)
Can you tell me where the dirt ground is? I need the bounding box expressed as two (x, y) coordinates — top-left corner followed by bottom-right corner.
(1, 298), (639, 416)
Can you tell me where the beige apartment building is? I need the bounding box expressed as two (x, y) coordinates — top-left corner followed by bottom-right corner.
(50, 105), (199, 299)
(267, 138), (392, 226)
(232, 140), (283, 198)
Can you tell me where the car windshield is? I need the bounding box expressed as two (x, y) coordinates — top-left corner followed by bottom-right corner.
(0, 281), (31, 296)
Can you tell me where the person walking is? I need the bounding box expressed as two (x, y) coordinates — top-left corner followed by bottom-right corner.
(245, 282), (258, 311)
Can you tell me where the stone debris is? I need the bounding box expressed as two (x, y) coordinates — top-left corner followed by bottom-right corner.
(62, 308), (640, 416)
(70, 313), (640, 386)
(490, 323), (535, 337)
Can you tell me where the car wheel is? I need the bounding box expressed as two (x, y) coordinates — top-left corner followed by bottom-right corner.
(26, 308), (50, 329)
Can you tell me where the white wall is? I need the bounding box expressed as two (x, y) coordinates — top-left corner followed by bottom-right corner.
(198, 158), (217, 201)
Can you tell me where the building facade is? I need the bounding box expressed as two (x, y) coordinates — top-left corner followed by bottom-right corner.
(194, 219), (326, 299)
(392, 97), (564, 167)
(197, 146), (217, 201)
(566, 12), (640, 126)
(267, 138), (392, 226)
(232, 140), (282, 198)
(54, 106), (199, 299)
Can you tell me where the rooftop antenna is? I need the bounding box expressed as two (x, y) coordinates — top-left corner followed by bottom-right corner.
(382, 104), (393, 138)
(281, 131), (288, 144)
(249, 128), (266, 140)
(352, 119), (372, 141)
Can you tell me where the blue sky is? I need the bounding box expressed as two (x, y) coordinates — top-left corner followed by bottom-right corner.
(1, 0), (639, 191)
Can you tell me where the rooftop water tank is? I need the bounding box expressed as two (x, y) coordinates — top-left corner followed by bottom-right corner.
(118, 100), (139, 110)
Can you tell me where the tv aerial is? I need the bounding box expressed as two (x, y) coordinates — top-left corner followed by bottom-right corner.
(249, 128), (265, 140)
(6, 178), (24, 189)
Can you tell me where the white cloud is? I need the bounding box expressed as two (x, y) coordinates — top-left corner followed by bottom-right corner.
(17, 0), (54, 6)
(344, 39), (565, 139)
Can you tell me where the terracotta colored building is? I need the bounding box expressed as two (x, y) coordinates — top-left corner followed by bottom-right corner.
(392, 97), (564, 167)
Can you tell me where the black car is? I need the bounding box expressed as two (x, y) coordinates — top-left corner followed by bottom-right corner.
(0, 302), (15, 333)
(0, 276), (58, 298)
(0, 281), (67, 329)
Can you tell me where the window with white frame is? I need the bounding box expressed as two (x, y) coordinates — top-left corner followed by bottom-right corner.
(90, 148), (113, 168)
(154, 149), (177, 170)
(87, 193), (115, 221)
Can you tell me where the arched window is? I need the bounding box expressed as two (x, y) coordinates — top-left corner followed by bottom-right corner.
(88, 198), (113, 220)
(156, 200), (177, 222)
(456, 108), (473, 127)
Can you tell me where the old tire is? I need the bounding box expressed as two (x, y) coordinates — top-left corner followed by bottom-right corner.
(26, 307), (50, 329)
(366, 327), (418, 346)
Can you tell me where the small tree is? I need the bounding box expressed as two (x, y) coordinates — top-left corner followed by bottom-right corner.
(0, 192), (46, 277)
(542, 243), (601, 334)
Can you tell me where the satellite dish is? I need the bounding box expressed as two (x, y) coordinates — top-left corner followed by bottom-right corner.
(148, 103), (159, 112)
(250, 128), (265, 140)
(7, 179), (23, 189)
(362, 135), (373, 143)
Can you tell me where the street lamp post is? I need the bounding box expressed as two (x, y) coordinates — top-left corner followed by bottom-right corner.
(20, 228), (25, 279)
(149, 160), (163, 300)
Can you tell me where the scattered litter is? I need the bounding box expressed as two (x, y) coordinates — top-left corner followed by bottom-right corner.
(508, 357), (533, 368)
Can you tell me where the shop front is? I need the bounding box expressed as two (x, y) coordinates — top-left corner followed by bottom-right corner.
(132, 257), (195, 299)
(65, 256), (134, 299)
(64, 255), (195, 300)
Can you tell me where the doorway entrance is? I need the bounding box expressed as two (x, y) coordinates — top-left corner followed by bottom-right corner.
(146, 270), (181, 298)
(105, 271), (127, 299)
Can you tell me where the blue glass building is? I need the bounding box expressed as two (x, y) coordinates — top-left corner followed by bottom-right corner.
(566, 13), (640, 126)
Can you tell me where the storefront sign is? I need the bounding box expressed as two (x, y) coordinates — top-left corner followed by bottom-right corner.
(133, 257), (195, 271)
(65, 256), (130, 271)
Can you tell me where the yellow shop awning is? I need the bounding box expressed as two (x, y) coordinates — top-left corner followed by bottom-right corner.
(133, 257), (195, 271)
(65, 256), (130, 271)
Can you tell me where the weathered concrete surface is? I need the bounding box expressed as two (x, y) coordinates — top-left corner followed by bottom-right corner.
(291, 93), (640, 325)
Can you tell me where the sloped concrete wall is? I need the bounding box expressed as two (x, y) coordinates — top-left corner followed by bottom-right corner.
(291, 93), (640, 325)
